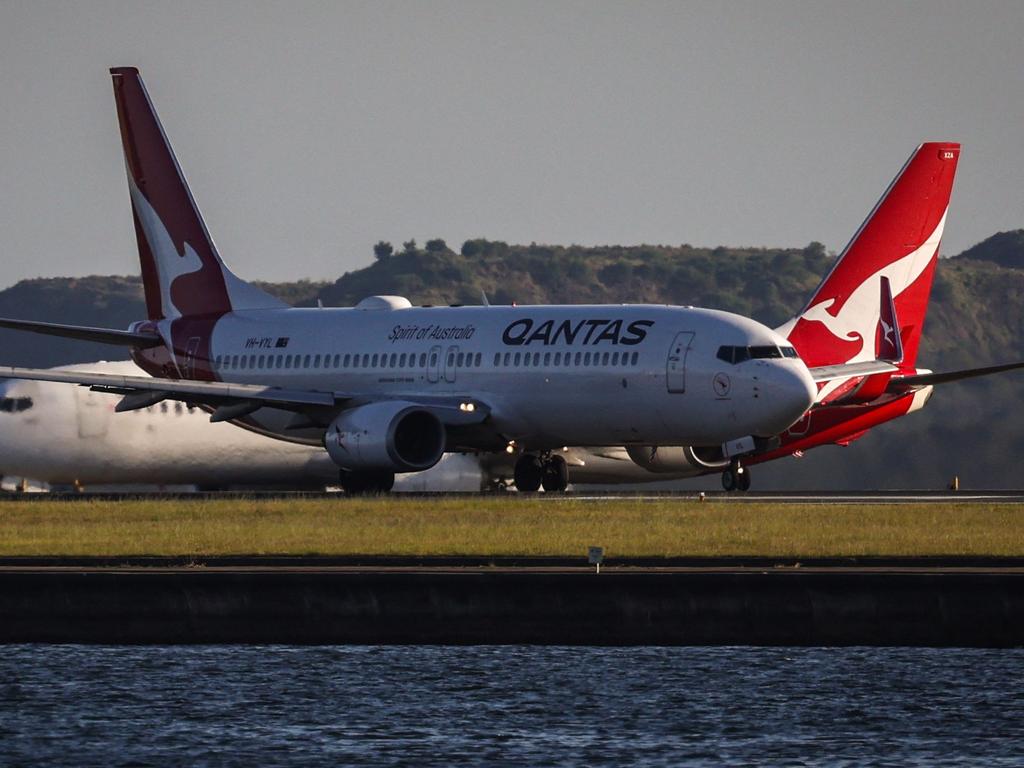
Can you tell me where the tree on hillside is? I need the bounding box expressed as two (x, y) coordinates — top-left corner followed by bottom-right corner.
(425, 238), (448, 253)
(402, 239), (418, 254)
(373, 241), (394, 261)
(803, 241), (827, 259)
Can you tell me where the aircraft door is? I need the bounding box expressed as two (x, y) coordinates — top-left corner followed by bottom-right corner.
(666, 332), (695, 393)
(426, 345), (442, 383)
(444, 345), (459, 383)
(75, 386), (112, 438)
(183, 336), (201, 378)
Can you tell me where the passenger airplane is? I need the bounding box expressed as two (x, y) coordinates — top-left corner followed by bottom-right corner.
(0, 68), (1020, 492)
(0, 361), (485, 491)
(0, 362), (672, 491)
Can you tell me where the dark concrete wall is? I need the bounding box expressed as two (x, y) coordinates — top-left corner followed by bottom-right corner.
(1, 569), (1023, 646)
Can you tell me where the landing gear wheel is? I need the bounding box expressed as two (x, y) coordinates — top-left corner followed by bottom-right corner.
(721, 461), (750, 493)
(736, 466), (751, 492)
(339, 470), (395, 495)
(721, 467), (737, 492)
(513, 454), (544, 493)
(541, 455), (569, 492)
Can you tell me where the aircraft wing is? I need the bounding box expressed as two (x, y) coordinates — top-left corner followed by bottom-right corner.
(0, 366), (490, 426)
(887, 361), (1024, 390)
(0, 318), (162, 347)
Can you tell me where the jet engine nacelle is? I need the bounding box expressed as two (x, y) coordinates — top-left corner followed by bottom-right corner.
(626, 445), (730, 473)
(325, 401), (445, 472)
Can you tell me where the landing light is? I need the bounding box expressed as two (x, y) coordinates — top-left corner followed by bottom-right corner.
(459, 402), (476, 412)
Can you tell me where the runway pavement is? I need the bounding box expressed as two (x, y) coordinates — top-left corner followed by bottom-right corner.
(2, 489), (1024, 502)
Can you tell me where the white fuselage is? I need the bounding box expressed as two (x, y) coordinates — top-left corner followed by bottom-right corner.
(198, 303), (816, 449)
(0, 361), (483, 490)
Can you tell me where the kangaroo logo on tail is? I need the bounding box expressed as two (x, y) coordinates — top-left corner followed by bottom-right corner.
(778, 143), (959, 369)
(111, 67), (286, 379)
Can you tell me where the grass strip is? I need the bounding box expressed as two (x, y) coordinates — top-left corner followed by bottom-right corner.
(1, 497), (1023, 558)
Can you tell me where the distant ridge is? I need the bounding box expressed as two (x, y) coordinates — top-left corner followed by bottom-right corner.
(954, 230), (1024, 269)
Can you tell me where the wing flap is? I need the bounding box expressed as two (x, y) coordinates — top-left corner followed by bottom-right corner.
(0, 366), (337, 409)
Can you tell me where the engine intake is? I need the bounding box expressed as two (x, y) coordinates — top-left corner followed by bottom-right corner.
(325, 401), (445, 472)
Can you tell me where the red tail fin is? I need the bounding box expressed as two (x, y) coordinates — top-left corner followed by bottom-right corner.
(110, 67), (284, 321)
(779, 142), (960, 368)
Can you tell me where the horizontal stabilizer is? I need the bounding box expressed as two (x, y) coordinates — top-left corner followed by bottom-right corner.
(888, 361), (1024, 390)
(0, 317), (162, 348)
(807, 360), (898, 384)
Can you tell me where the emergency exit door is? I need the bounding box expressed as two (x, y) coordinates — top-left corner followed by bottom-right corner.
(666, 332), (694, 393)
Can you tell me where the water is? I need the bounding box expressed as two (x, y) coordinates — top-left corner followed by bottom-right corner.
(0, 646), (1021, 767)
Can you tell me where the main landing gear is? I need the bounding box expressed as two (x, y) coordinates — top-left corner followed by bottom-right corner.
(513, 452), (569, 493)
(721, 460), (751, 492)
(339, 469), (395, 495)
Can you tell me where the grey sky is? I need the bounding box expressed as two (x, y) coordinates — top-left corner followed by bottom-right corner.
(1, 1), (1022, 288)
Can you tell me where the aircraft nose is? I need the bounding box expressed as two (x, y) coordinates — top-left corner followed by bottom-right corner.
(758, 361), (816, 434)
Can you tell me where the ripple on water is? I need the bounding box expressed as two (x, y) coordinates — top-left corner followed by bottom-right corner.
(1, 646), (1023, 767)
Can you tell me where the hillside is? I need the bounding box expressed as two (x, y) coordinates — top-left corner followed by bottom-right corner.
(1, 235), (1022, 490)
(956, 230), (1024, 270)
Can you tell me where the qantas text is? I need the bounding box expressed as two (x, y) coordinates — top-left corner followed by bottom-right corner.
(502, 318), (654, 346)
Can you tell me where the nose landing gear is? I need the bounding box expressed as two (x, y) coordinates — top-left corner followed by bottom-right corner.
(513, 452), (569, 492)
(721, 460), (751, 492)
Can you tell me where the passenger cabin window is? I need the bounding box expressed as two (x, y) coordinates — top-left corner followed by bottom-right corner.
(717, 345), (790, 364)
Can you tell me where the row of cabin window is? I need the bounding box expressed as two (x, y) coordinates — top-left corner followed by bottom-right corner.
(212, 348), (640, 373)
(492, 350), (640, 368)
(214, 351), (483, 371)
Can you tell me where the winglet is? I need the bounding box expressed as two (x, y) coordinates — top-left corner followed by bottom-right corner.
(877, 276), (904, 363)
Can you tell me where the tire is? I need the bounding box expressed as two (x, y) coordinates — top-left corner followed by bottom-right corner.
(514, 454), (544, 492)
(340, 470), (395, 495)
(721, 467), (737, 492)
(736, 468), (751, 492)
(541, 455), (569, 492)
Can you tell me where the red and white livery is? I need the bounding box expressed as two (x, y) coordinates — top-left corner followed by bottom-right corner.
(0, 69), (1020, 492)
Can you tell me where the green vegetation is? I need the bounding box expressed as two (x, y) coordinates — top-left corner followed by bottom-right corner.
(1, 498), (1023, 558)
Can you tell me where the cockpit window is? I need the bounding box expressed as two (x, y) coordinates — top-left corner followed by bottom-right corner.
(716, 345), (796, 364)
(0, 396), (33, 413)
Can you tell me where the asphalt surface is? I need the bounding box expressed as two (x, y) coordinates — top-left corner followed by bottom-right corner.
(2, 490), (1024, 503)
